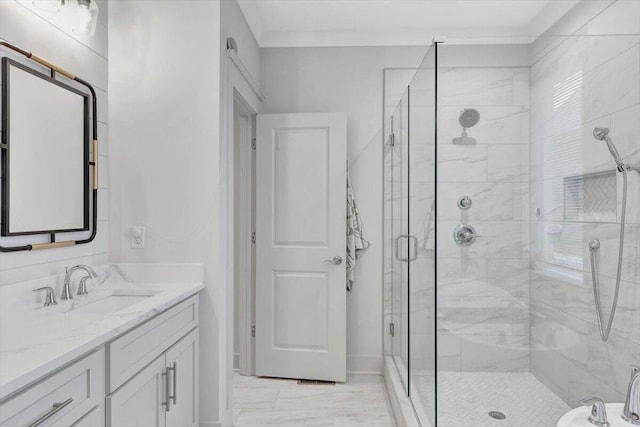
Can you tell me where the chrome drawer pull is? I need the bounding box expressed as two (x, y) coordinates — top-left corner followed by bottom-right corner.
(28, 398), (73, 427)
(162, 370), (171, 412)
(169, 362), (177, 405)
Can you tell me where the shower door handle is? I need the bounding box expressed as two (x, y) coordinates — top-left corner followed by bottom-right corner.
(395, 234), (418, 262)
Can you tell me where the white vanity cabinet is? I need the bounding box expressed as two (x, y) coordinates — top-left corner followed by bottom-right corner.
(0, 293), (200, 427)
(106, 328), (199, 427)
(0, 349), (105, 427)
(106, 356), (166, 427)
(106, 295), (199, 427)
(165, 328), (199, 427)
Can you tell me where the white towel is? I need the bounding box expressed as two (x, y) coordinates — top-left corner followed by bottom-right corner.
(346, 173), (370, 291)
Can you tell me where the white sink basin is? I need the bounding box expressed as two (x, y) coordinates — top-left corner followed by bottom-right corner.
(67, 289), (161, 315)
(558, 404), (633, 427)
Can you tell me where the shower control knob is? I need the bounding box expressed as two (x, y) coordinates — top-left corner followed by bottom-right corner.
(457, 195), (472, 210)
(453, 224), (480, 246)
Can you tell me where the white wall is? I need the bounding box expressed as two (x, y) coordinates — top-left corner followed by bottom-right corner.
(0, 0), (109, 286)
(108, 1), (223, 425)
(261, 46), (428, 373)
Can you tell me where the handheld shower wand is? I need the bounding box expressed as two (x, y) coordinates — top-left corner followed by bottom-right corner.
(589, 127), (638, 341)
(593, 128), (625, 171)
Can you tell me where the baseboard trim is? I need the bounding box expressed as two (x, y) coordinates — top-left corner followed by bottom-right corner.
(347, 354), (383, 374)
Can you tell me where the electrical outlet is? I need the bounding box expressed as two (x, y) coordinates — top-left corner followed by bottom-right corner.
(131, 225), (145, 249)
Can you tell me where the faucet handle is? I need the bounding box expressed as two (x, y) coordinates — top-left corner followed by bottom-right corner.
(77, 276), (91, 296)
(33, 286), (57, 307)
(580, 397), (610, 427)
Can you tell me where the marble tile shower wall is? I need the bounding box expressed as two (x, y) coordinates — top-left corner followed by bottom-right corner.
(529, 32), (640, 406)
(436, 66), (531, 373)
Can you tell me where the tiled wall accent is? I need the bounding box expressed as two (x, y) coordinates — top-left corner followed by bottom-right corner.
(529, 0), (640, 406)
(0, 0), (109, 286)
(435, 64), (531, 373)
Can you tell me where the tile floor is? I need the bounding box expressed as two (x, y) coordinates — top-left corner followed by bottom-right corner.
(233, 373), (397, 427)
(410, 371), (571, 427)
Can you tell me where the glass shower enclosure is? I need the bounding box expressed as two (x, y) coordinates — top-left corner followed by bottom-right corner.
(384, 11), (640, 426)
(384, 45), (437, 426)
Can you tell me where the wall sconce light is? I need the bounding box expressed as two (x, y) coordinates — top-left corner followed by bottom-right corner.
(75, 0), (99, 37)
(31, 0), (99, 37)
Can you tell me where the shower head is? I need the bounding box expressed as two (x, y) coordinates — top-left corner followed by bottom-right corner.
(459, 108), (480, 128)
(593, 127), (624, 169)
(593, 127), (610, 141)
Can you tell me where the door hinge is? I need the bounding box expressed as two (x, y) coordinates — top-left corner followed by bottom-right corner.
(251, 325), (256, 337)
(389, 322), (395, 337)
(251, 138), (256, 150)
(251, 232), (256, 244)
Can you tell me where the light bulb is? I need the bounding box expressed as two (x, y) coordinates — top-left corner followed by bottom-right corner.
(75, 0), (99, 37)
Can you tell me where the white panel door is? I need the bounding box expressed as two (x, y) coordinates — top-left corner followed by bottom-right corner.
(256, 112), (347, 382)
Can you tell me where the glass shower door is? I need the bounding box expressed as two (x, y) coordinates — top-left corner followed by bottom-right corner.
(387, 88), (411, 391)
(408, 45), (437, 427)
(384, 43), (437, 427)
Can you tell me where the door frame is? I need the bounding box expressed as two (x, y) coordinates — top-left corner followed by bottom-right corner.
(233, 94), (256, 377)
(221, 46), (263, 426)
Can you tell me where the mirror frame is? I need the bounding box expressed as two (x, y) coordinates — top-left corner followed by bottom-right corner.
(1, 57), (91, 236)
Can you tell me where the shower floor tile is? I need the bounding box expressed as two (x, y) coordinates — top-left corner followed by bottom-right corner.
(412, 371), (571, 427)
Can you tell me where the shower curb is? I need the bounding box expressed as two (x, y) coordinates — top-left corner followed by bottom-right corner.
(383, 357), (423, 427)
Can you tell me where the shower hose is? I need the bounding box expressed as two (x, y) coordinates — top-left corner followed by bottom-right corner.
(589, 168), (627, 342)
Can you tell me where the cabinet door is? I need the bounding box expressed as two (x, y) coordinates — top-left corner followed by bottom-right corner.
(107, 356), (166, 427)
(165, 328), (199, 427)
(68, 405), (103, 427)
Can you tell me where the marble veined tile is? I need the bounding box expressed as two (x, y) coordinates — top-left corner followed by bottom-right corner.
(438, 145), (487, 182)
(582, 45), (640, 124)
(487, 144), (528, 183)
(459, 335), (529, 372)
(233, 373), (396, 427)
(438, 68), (517, 107)
(437, 296), (513, 336)
(437, 259), (487, 297)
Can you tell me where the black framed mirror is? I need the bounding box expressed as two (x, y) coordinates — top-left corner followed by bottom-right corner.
(1, 57), (90, 237)
(0, 39), (99, 253)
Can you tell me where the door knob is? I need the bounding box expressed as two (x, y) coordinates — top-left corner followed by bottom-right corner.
(324, 256), (343, 265)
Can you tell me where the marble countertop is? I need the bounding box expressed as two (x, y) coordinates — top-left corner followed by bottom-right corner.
(0, 263), (204, 401)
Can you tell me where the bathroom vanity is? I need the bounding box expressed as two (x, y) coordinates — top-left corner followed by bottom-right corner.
(0, 263), (204, 426)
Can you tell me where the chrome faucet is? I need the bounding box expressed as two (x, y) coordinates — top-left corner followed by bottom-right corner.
(62, 265), (98, 300)
(623, 366), (640, 425)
